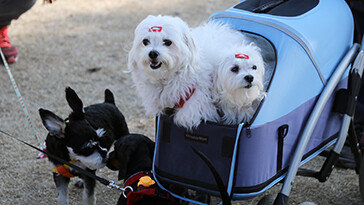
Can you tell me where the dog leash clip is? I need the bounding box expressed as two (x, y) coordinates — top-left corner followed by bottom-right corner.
(107, 181), (134, 198)
(107, 180), (121, 190)
(122, 186), (133, 198)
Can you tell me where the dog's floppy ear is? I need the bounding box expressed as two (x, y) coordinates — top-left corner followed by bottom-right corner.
(126, 47), (138, 73)
(106, 151), (121, 171)
(104, 89), (115, 105)
(183, 31), (198, 67)
(117, 153), (130, 180)
(39, 108), (66, 138)
(65, 87), (84, 117)
(115, 142), (136, 180)
(184, 32), (197, 55)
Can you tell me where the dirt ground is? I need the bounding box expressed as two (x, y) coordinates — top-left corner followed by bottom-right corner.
(0, 0), (363, 204)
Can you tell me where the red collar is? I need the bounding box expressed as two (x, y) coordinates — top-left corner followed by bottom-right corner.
(122, 171), (176, 205)
(175, 87), (196, 109)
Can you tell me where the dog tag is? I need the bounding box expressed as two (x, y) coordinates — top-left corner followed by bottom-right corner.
(137, 176), (155, 187)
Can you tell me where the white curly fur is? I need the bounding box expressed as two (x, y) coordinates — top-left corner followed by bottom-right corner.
(128, 15), (219, 129)
(191, 20), (247, 71)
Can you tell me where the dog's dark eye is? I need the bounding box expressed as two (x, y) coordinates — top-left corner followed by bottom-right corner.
(142, 39), (150, 46)
(252, 65), (257, 70)
(163, 39), (172, 46)
(231, 65), (239, 73)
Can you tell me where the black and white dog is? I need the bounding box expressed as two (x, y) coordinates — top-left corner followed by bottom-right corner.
(39, 87), (129, 205)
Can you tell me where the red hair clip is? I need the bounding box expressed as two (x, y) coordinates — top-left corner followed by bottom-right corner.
(149, 26), (162, 32)
(235, 54), (249, 59)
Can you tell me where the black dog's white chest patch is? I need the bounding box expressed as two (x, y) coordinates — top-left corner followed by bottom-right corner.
(67, 147), (105, 170)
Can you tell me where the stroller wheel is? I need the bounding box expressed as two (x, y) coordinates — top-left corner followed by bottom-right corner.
(257, 194), (276, 205)
(359, 156), (364, 200)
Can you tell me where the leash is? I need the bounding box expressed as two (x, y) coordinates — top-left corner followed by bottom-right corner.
(0, 128), (133, 194)
(0, 49), (45, 158)
(191, 147), (231, 205)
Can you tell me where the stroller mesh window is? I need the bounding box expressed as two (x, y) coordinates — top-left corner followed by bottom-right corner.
(242, 32), (276, 125)
(234, 0), (319, 17)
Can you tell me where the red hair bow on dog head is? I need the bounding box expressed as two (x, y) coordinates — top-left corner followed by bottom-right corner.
(235, 54), (249, 59)
(149, 26), (162, 32)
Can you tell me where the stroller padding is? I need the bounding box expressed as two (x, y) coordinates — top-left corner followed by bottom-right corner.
(154, 80), (344, 199)
(234, 0), (319, 17)
(154, 115), (237, 192)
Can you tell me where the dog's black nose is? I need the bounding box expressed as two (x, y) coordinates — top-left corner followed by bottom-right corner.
(149, 50), (159, 59)
(244, 75), (254, 83)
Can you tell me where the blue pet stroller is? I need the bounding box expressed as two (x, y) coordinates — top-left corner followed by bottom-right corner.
(152, 0), (364, 204)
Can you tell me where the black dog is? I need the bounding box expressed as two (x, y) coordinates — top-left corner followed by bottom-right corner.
(107, 135), (213, 205)
(106, 134), (154, 181)
(107, 134), (182, 205)
(39, 87), (129, 205)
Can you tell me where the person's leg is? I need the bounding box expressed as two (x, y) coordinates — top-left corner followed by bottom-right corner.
(0, 0), (37, 64)
(0, 0), (37, 26)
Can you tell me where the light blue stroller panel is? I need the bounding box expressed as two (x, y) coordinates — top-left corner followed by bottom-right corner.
(152, 0), (355, 203)
(211, 0), (353, 126)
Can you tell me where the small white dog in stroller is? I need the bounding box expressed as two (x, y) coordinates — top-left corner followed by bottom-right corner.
(191, 20), (266, 125)
(128, 15), (265, 128)
(212, 42), (266, 125)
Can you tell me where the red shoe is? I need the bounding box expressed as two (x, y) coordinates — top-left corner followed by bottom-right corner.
(0, 26), (18, 64)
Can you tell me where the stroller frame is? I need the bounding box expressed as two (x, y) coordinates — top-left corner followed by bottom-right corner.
(275, 39), (364, 204)
(151, 39), (364, 205)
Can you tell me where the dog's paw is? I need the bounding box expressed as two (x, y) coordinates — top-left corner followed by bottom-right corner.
(74, 179), (84, 188)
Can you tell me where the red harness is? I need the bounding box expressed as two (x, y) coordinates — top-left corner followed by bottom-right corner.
(122, 172), (176, 205)
(175, 88), (196, 109)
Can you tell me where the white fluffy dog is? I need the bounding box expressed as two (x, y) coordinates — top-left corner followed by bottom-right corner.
(128, 15), (219, 129)
(191, 21), (247, 70)
(190, 20), (264, 125)
(213, 42), (266, 125)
